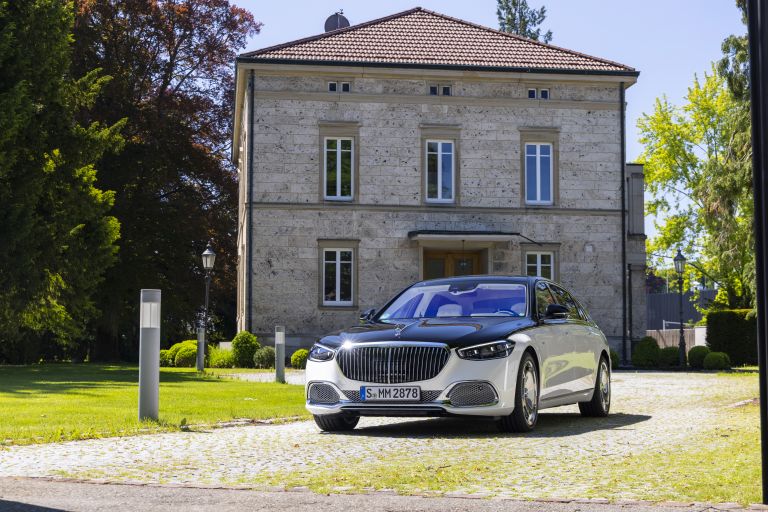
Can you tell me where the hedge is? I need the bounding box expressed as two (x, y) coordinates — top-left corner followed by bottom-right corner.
(632, 336), (660, 367)
(659, 346), (682, 367)
(232, 331), (260, 368)
(703, 351), (731, 370)
(706, 309), (757, 365)
(688, 346), (711, 370)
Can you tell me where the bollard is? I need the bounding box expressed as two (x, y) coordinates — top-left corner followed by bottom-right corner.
(275, 325), (285, 384)
(138, 289), (161, 421)
(196, 326), (205, 372)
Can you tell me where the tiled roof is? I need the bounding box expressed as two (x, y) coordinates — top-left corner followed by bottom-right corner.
(239, 7), (636, 75)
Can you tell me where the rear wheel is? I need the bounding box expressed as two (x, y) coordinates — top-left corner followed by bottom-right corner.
(579, 357), (611, 417)
(313, 413), (359, 432)
(498, 352), (539, 433)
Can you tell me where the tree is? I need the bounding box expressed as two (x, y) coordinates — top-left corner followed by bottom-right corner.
(72, 1), (261, 359)
(0, 0), (124, 363)
(496, 0), (552, 43)
(638, 67), (753, 309)
(718, 0), (749, 101)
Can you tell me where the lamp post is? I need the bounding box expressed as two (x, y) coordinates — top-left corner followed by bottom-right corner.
(197, 242), (216, 372)
(673, 249), (687, 367)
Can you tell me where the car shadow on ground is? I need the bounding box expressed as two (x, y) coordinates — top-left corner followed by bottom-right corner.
(0, 500), (65, 512)
(345, 412), (651, 438)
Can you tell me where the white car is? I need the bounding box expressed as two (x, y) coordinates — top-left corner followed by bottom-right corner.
(305, 276), (612, 432)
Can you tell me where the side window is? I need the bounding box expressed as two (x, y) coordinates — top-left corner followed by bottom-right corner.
(322, 248), (354, 306)
(535, 281), (556, 318)
(425, 140), (455, 202)
(324, 137), (354, 200)
(525, 143), (553, 205)
(549, 284), (580, 319)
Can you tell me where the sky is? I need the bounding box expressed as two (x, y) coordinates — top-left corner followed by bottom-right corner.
(233, 0), (746, 237)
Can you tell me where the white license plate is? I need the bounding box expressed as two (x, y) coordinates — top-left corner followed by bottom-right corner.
(360, 386), (421, 401)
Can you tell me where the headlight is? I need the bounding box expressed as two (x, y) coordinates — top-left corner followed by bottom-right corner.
(457, 340), (515, 360)
(309, 343), (336, 362)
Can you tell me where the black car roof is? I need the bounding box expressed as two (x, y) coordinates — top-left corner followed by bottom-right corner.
(413, 275), (535, 287)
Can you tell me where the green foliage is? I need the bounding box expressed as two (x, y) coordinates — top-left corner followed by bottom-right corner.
(0, 0), (124, 363)
(232, 331), (260, 368)
(291, 349), (309, 369)
(159, 349), (173, 367)
(174, 345), (197, 368)
(168, 340), (196, 364)
(688, 346), (711, 370)
(659, 346), (682, 368)
(632, 337), (661, 368)
(703, 352), (732, 370)
(638, 67), (753, 310)
(496, 0), (552, 42)
(253, 346), (276, 369)
(209, 346), (234, 369)
(609, 348), (620, 370)
(705, 309), (757, 365)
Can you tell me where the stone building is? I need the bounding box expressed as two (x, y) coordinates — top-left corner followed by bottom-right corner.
(231, 8), (646, 359)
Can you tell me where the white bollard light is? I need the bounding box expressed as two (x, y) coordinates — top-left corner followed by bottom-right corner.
(275, 325), (285, 384)
(138, 289), (161, 421)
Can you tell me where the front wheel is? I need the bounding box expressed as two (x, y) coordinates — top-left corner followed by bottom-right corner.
(313, 413), (359, 432)
(498, 352), (539, 433)
(579, 356), (611, 417)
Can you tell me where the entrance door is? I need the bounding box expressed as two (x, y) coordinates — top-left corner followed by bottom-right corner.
(423, 250), (483, 280)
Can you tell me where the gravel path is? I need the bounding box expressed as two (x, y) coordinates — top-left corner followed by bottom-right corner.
(219, 370), (305, 385)
(0, 372), (758, 501)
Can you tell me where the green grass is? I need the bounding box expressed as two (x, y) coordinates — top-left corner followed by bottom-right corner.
(0, 364), (309, 446)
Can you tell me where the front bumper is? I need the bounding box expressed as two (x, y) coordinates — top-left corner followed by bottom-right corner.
(305, 347), (523, 417)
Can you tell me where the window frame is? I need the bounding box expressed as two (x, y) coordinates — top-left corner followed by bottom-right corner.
(525, 251), (555, 280)
(328, 81), (337, 92)
(321, 248), (354, 306)
(521, 243), (560, 281)
(539, 88), (550, 100)
(519, 128), (559, 207)
(323, 136), (355, 201)
(424, 139), (456, 203)
(527, 88), (537, 99)
(317, 239), (359, 309)
(318, 122), (360, 203)
(524, 142), (554, 205)
(427, 83), (453, 96)
(341, 82), (351, 92)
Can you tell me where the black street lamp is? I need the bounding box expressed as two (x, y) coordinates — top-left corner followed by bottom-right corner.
(673, 249), (687, 367)
(197, 241), (216, 372)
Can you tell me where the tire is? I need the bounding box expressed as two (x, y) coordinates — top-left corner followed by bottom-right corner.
(313, 413), (360, 432)
(579, 356), (611, 417)
(498, 352), (539, 433)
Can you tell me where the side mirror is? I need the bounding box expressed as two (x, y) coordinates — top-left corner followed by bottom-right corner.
(359, 308), (377, 324)
(544, 303), (569, 320)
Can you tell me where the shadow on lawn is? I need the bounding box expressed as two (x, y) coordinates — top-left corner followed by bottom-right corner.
(348, 412), (651, 439)
(0, 364), (223, 395)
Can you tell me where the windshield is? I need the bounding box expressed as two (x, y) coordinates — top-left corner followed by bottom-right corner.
(378, 281), (528, 321)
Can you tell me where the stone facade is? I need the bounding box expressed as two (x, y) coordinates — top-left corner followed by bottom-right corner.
(235, 69), (646, 353)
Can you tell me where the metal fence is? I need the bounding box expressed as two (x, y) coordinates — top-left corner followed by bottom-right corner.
(646, 289), (717, 330)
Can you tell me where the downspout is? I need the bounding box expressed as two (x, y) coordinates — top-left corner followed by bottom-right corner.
(620, 83), (628, 365)
(247, 70), (255, 332)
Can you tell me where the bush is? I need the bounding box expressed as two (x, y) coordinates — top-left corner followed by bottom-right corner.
(253, 346), (276, 369)
(688, 345), (711, 369)
(632, 336), (661, 368)
(209, 346), (234, 369)
(609, 348), (620, 370)
(168, 340), (196, 363)
(159, 349), (174, 367)
(703, 351), (732, 370)
(706, 309), (757, 365)
(232, 331), (260, 368)
(174, 344), (197, 367)
(291, 348), (309, 369)
(659, 346), (682, 367)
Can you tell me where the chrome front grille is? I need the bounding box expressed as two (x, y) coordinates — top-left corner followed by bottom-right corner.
(336, 343), (450, 384)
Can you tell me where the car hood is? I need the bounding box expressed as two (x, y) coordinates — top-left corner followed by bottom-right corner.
(317, 317), (536, 349)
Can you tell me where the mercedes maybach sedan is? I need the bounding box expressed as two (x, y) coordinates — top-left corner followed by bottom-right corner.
(305, 276), (612, 433)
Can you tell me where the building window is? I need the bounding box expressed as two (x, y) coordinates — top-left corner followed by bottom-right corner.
(323, 248), (354, 306)
(429, 85), (439, 96)
(324, 137), (353, 200)
(428, 84), (452, 96)
(539, 88), (549, 99)
(425, 140), (454, 202)
(442, 85), (452, 96)
(526, 252), (554, 279)
(525, 143), (553, 205)
(328, 82), (337, 92)
(528, 88), (537, 99)
(341, 82), (350, 92)
(527, 88), (550, 99)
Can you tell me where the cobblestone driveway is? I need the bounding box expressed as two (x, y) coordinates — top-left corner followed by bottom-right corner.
(0, 372), (758, 501)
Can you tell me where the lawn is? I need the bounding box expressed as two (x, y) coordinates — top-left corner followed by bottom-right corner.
(0, 364), (309, 446)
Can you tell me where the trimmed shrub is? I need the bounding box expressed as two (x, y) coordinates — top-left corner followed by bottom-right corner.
(688, 345), (711, 370)
(232, 331), (260, 368)
(706, 309), (757, 365)
(159, 349), (174, 367)
(632, 336), (661, 368)
(291, 348), (309, 369)
(168, 340), (196, 363)
(659, 346), (682, 367)
(174, 344), (197, 367)
(609, 348), (620, 370)
(703, 351), (732, 370)
(253, 346), (276, 369)
(209, 346), (235, 369)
